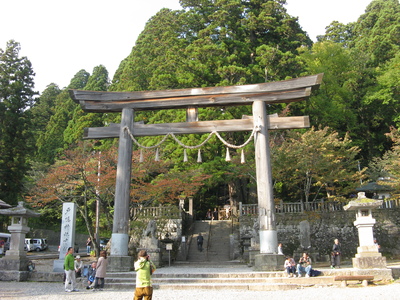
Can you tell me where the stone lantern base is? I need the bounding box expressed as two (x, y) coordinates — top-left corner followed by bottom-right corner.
(352, 246), (387, 269)
(253, 253), (285, 271)
(352, 256), (387, 269)
(0, 256), (29, 271)
(0, 256), (30, 281)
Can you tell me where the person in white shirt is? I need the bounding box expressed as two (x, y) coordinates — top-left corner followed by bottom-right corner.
(74, 255), (83, 277)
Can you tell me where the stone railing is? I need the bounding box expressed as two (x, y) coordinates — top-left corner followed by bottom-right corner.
(133, 205), (181, 219)
(239, 198), (400, 216)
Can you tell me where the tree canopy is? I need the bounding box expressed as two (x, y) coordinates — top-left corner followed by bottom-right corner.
(0, 0), (398, 236)
(0, 40), (37, 205)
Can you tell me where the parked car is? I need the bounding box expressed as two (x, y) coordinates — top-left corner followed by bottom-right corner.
(31, 238), (48, 251)
(25, 238), (35, 252)
(0, 232), (11, 254)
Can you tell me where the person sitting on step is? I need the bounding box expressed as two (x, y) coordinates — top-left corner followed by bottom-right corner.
(284, 256), (296, 277)
(296, 252), (312, 278)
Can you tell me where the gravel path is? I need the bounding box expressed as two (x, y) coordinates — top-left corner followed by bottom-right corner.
(1, 281), (400, 300)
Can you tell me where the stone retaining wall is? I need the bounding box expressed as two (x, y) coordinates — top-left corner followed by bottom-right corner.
(240, 208), (400, 260)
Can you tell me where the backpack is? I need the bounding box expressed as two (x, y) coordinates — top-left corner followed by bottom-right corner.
(310, 269), (321, 277)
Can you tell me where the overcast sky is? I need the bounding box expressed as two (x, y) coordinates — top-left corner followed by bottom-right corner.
(0, 0), (373, 94)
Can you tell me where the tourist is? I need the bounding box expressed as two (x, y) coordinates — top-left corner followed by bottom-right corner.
(224, 205), (231, 219)
(331, 238), (341, 269)
(205, 209), (212, 220)
(284, 256), (296, 277)
(212, 208), (218, 220)
(197, 233), (204, 252)
(86, 261), (97, 289)
(93, 250), (108, 291)
(374, 239), (381, 252)
(278, 243), (284, 255)
(64, 247), (78, 292)
(134, 250), (156, 300)
(86, 237), (92, 255)
(74, 255), (83, 277)
(296, 252), (312, 278)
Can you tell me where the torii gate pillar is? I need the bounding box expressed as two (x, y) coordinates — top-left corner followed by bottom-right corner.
(108, 108), (134, 271)
(253, 101), (284, 271)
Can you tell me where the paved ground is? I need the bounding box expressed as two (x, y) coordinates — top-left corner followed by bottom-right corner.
(2, 251), (398, 299)
(1, 280), (400, 300)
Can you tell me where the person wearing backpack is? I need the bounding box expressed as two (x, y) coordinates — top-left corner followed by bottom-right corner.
(134, 250), (156, 300)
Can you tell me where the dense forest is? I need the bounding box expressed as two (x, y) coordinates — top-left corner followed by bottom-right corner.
(0, 0), (399, 238)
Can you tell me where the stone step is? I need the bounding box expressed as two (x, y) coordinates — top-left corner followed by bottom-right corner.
(96, 274), (337, 290)
(109, 282), (307, 291)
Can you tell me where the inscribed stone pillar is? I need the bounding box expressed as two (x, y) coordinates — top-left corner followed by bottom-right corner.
(109, 107), (134, 271)
(53, 202), (76, 272)
(299, 220), (311, 249)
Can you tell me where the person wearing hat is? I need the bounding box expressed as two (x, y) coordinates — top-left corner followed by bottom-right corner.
(74, 255), (83, 278)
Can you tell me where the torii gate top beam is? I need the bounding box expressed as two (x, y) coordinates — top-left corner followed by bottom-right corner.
(70, 74), (323, 112)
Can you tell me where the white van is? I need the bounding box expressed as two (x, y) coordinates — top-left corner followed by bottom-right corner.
(25, 238), (35, 252)
(0, 233), (11, 254)
(31, 238), (48, 251)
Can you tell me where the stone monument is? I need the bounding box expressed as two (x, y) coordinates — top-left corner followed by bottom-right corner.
(0, 201), (40, 281)
(138, 220), (161, 267)
(53, 202), (77, 272)
(293, 220), (317, 262)
(344, 192), (387, 269)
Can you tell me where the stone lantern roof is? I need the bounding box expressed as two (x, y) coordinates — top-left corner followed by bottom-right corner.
(0, 199), (12, 208)
(343, 192), (382, 211)
(0, 201), (40, 218)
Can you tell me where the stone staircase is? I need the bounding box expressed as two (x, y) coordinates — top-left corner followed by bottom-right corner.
(207, 220), (231, 263)
(77, 220), (394, 291)
(103, 269), (333, 291)
(186, 221), (210, 262)
(97, 265), (393, 291)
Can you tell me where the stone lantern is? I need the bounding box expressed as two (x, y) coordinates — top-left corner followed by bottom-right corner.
(344, 192), (386, 269)
(0, 201), (40, 279)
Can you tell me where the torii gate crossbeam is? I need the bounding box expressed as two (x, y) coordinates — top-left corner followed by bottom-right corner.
(70, 74), (323, 271)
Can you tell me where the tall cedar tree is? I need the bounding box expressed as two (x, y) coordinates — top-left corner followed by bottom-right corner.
(64, 65), (109, 145)
(30, 83), (61, 149)
(109, 0), (312, 209)
(36, 70), (89, 164)
(0, 40), (37, 205)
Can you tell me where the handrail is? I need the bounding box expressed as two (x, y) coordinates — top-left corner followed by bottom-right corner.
(206, 220), (212, 261)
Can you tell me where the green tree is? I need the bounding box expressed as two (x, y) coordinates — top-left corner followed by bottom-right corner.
(0, 40), (37, 205)
(373, 127), (400, 199)
(297, 40), (394, 161)
(64, 65), (109, 144)
(36, 70), (89, 164)
(317, 21), (355, 46)
(366, 52), (400, 128)
(271, 127), (365, 204)
(351, 0), (400, 67)
(30, 83), (61, 147)
(109, 0), (313, 210)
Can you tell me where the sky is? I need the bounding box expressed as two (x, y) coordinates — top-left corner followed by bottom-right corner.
(0, 0), (373, 94)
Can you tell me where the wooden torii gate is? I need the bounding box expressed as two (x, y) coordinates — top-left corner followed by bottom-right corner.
(70, 73), (323, 271)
